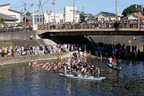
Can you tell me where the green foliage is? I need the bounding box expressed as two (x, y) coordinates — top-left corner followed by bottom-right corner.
(122, 4), (144, 16)
(80, 14), (85, 23)
(0, 17), (5, 24)
(26, 11), (31, 16)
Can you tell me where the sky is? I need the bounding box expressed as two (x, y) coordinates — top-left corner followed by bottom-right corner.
(0, 0), (144, 15)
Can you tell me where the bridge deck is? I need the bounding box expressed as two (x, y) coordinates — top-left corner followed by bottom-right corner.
(37, 28), (144, 36)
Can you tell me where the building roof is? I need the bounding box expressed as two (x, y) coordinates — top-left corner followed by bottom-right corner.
(0, 3), (21, 14)
(0, 13), (18, 21)
(0, 3), (10, 7)
(8, 9), (21, 14)
(101, 12), (116, 16)
(134, 12), (144, 18)
(122, 12), (144, 20)
(86, 15), (95, 19)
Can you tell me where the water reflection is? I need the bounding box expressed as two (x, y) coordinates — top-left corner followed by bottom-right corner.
(0, 60), (143, 96)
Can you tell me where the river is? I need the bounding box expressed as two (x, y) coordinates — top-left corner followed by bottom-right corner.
(0, 59), (143, 96)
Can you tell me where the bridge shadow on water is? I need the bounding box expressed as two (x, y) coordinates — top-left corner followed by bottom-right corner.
(43, 36), (93, 44)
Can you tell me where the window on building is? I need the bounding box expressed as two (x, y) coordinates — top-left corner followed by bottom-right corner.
(109, 17), (111, 21)
(34, 15), (44, 24)
(101, 18), (104, 21)
(96, 17), (98, 20)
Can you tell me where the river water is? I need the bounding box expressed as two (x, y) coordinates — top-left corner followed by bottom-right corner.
(0, 59), (143, 96)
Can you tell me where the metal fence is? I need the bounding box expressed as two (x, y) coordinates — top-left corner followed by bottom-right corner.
(0, 27), (33, 32)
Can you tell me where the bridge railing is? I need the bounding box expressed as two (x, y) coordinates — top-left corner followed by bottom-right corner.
(38, 22), (143, 30)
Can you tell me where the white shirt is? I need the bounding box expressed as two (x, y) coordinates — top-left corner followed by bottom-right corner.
(108, 57), (113, 63)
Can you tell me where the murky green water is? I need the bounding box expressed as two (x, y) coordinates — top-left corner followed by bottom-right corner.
(0, 59), (143, 96)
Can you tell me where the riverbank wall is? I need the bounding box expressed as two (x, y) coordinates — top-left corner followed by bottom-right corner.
(0, 31), (36, 40)
(88, 35), (144, 51)
(0, 52), (74, 65)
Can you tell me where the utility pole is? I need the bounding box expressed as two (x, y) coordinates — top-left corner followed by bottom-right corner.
(136, 4), (141, 29)
(73, 0), (75, 22)
(54, 0), (55, 23)
(21, 9), (23, 23)
(141, 4), (143, 15)
(24, 0), (26, 30)
(138, 8), (140, 30)
(47, 8), (51, 30)
(39, 0), (40, 24)
(82, 6), (84, 14)
(52, 0), (55, 23)
(115, 0), (117, 20)
(32, 2), (34, 30)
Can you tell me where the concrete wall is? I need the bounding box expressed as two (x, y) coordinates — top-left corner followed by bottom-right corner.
(0, 31), (36, 40)
(0, 52), (73, 65)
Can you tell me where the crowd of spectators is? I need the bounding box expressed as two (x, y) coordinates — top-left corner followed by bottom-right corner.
(1, 19), (144, 32)
(0, 44), (70, 57)
(38, 19), (144, 30)
(0, 42), (143, 60)
(0, 24), (32, 32)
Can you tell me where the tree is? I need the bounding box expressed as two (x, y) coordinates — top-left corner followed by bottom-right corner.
(0, 17), (5, 24)
(80, 14), (85, 23)
(26, 11), (31, 16)
(122, 4), (144, 17)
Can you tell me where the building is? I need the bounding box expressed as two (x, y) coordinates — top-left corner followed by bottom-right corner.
(33, 6), (80, 24)
(34, 12), (63, 24)
(0, 13), (18, 24)
(0, 3), (21, 25)
(122, 12), (144, 20)
(63, 6), (80, 23)
(85, 15), (96, 23)
(95, 12), (121, 21)
(23, 16), (33, 25)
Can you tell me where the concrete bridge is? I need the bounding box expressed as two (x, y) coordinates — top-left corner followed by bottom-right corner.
(37, 28), (144, 36)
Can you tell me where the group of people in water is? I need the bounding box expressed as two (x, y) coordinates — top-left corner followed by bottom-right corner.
(108, 56), (121, 68)
(28, 51), (105, 77)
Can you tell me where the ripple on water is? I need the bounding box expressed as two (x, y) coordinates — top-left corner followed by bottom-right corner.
(0, 60), (143, 96)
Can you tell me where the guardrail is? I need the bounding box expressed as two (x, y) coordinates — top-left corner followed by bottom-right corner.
(0, 28), (33, 32)
(38, 22), (144, 30)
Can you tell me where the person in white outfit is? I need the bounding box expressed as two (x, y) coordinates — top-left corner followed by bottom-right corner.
(108, 56), (113, 64)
